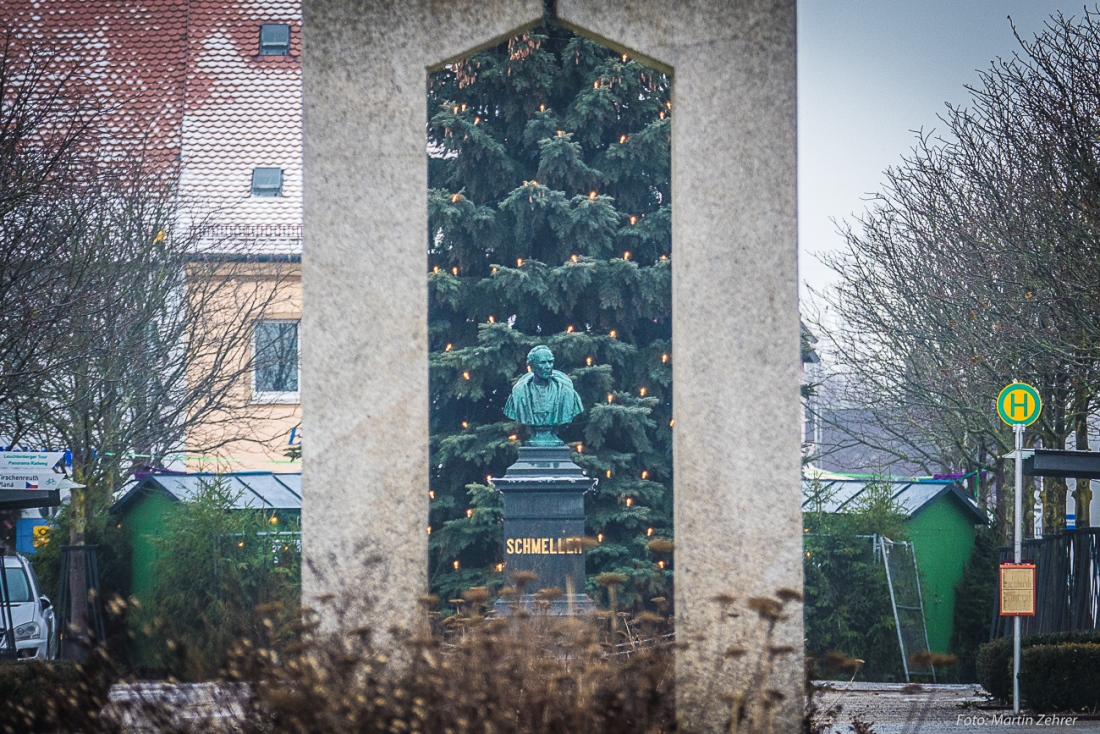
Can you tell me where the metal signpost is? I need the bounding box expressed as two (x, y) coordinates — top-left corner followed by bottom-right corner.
(996, 382), (1042, 714)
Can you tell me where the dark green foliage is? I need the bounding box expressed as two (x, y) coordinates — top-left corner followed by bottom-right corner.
(1021, 643), (1100, 713)
(803, 480), (908, 681)
(137, 479), (300, 679)
(977, 630), (1100, 702)
(0, 656), (113, 733)
(949, 526), (999, 681)
(426, 24), (672, 607)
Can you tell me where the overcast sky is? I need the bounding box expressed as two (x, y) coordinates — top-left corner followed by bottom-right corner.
(797, 0), (1082, 307)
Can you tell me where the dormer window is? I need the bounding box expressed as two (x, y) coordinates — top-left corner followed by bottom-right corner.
(259, 24), (291, 55)
(252, 167), (283, 197)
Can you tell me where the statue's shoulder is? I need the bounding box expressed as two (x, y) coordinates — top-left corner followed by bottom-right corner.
(512, 372), (534, 390)
(550, 370), (575, 389)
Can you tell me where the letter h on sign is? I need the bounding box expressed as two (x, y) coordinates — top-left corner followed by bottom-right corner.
(1010, 392), (1030, 421)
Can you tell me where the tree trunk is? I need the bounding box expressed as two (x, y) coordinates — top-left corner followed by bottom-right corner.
(66, 472), (88, 658)
(1074, 407), (1092, 527)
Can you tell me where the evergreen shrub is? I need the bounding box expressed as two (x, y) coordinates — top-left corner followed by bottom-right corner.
(976, 630), (1100, 702)
(1020, 643), (1100, 713)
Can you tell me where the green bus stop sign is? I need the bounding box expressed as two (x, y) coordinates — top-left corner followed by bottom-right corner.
(998, 382), (1042, 426)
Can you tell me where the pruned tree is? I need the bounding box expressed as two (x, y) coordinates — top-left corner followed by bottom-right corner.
(811, 9), (1100, 534)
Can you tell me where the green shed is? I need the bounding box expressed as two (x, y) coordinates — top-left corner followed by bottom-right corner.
(802, 477), (988, 655)
(109, 471), (302, 609)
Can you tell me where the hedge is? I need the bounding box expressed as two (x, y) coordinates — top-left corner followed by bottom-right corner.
(0, 655), (113, 733)
(1021, 643), (1100, 713)
(976, 630), (1100, 703)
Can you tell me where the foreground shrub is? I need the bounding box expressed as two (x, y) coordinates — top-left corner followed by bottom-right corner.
(0, 653), (114, 733)
(1021, 643), (1100, 713)
(976, 630), (1100, 702)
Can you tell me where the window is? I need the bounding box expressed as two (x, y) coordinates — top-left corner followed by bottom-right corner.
(251, 167), (283, 197)
(259, 23), (291, 55)
(254, 320), (299, 402)
(2, 566), (31, 603)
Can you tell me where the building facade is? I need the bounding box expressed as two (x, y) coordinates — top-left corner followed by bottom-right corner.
(3, 0), (304, 470)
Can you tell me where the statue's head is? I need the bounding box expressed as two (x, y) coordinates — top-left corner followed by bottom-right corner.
(526, 345), (555, 381)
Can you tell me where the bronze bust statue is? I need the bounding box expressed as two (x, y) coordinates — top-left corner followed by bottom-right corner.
(504, 345), (583, 446)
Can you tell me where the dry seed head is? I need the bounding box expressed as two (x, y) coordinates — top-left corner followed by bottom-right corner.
(647, 538), (674, 553)
(510, 570), (539, 586)
(747, 596), (785, 620)
(775, 587), (803, 603)
(711, 592), (737, 606)
(596, 572), (628, 587)
(463, 586), (490, 603)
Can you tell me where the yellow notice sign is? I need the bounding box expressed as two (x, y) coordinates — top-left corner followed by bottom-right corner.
(1000, 564), (1036, 616)
(32, 525), (49, 548)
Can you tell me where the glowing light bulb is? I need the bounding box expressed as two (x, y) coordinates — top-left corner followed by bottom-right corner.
(429, 490), (435, 499)
(461, 103), (467, 111)
(427, 526), (432, 534)
(451, 193), (460, 202)
(647, 527), (654, 536)
(461, 421), (468, 429)
(670, 419), (675, 427)
(622, 251), (630, 260)
(539, 104), (545, 112)
(659, 111), (665, 119)
(270, 516), (278, 525)
(606, 470), (613, 478)
(474, 116), (480, 125)
(517, 258), (523, 267)
(488, 315), (494, 323)
(466, 509), (473, 517)
(486, 475), (492, 482)
(452, 266), (459, 275)
(639, 387), (647, 396)
(589, 190), (598, 199)
(557, 130), (565, 137)
(586, 356), (593, 366)
(629, 216), (636, 225)
(661, 353), (668, 363)
(433, 265), (440, 273)
(238, 541), (244, 547)
(496, 563), (504, 572)
(576, 444), (583, 453)
(593, 81), (599, 88)
(597, 534), (604, 542)
(607, 393), (614, 403)
(620, 134), (627, 144)
(566, 325), (574, 333)
(453, 106), (459, 114)
(445, 343), (453, 351)
(462, 371), (470, 380)
(609, 330), (617, 338)
(570, 254), (578, 263)
(658, 560), (666, 569)
(660, 254), (668, 260)
(453, 560), (460, 569)
(509, 434), (518, 441)
(622, 54), (628, 62)
(625, 497), (633, 507)
(641, 470), (649, 479)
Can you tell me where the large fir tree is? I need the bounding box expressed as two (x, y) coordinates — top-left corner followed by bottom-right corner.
(427, 21), (672, 609)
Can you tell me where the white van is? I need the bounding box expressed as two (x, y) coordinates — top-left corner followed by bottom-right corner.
(1, 552), (57, 660)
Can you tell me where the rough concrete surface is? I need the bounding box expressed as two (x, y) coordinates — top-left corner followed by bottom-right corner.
(301, 0), (800, 729)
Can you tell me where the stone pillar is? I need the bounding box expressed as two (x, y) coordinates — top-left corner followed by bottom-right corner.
(299, 0), (544, 638)
(492, 446), (597, 614)
(554, 2), (803, 728)
(301, 0), (801, 728)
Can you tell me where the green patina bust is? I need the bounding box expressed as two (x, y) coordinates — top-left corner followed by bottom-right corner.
(504, 345), (584, 446)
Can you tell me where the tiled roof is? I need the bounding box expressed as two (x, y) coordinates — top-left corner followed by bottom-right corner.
(2, 0), (303, 254)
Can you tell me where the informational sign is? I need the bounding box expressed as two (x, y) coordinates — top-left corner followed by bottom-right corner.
(0, 452), (65, 471)
(1000, 563), (1036, 616)
(0, 472), (63, 491)
(997, 383), (1042, 426)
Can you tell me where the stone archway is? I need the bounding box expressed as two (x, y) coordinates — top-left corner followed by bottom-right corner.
(300, 1), (800, 728)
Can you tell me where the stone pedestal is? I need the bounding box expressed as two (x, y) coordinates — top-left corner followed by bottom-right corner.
(491, 446), (597, 615)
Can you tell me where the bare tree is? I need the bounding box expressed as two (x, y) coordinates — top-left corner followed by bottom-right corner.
(811, 9), (1100, 535)
(0, 32), (293, 645)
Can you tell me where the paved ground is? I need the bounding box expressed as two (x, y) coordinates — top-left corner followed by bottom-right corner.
(814, 682), (1100, 733)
